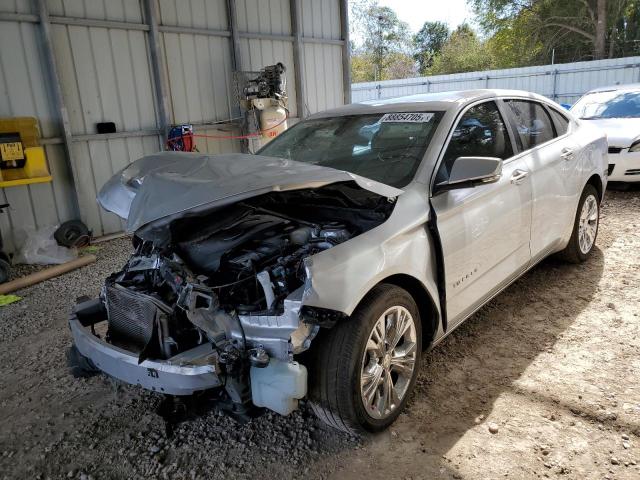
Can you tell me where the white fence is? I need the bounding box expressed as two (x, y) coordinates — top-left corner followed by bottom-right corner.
(351, 56), (640, 105)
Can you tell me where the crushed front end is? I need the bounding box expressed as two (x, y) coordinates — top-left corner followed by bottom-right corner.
(69, 182), (394, 417)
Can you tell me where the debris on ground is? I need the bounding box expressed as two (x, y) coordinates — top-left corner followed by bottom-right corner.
(0, 294), (21, 306)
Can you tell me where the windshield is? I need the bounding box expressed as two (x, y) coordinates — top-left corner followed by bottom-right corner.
(257, 112), (442, 188)
(571, 90), (640, 119)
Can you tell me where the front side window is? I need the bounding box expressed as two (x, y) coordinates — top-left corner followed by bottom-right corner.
(506, 100), (556, 150)
(258, 112), (442, 188)
(549, 108), (570, 135)
(570, 89), (640, 119)
(437, 101), (513, 181)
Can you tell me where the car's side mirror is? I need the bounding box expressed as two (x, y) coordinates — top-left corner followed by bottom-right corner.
(434, 156), (503, 194)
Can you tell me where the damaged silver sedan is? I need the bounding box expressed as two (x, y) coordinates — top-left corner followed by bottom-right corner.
(68, 90), (607, 433)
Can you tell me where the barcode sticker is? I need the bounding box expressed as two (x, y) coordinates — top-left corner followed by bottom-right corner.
(380, 113), (434, 123)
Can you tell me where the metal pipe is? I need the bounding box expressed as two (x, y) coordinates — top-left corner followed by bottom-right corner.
(290, 0), (307, 118)
(143, 0), (171, 137)
(0, 255), (97, 295)
(339, 0), (351, 105)
(35, 0), (81, 218)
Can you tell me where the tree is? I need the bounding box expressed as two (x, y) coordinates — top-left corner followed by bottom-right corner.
(413, 21), (450, 74)
(349, 2), (413, 81)
(430, 24), (495, 74)
(362, 6), (412, 79)
(470, 0), (634, 64)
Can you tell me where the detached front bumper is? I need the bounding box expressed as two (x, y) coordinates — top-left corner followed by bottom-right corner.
(69, 301), (221, 396)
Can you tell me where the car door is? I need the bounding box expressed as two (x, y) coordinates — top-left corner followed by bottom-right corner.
(431, 100), (533, 327)
(503, 100), (579, 260)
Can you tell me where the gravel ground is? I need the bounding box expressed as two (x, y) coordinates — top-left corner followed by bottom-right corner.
(0, 188), (639, 480)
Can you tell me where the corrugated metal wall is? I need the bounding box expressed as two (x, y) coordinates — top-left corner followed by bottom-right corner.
(0, 0), (76, 253)
(0, 0), (348, 253)
(352, 56), (640, 105)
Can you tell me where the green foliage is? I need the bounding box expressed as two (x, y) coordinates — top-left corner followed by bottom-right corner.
(349, 0), (639, 82)
(349, 2), (414, 80)
(429, 24), (495, 74)
(413, 21), (450, 74)
(470, 0), (638, 64)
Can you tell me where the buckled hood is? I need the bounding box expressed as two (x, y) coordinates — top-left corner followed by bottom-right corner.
(98, 152), (403, 233)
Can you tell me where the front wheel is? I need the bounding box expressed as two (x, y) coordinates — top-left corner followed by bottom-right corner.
(308, 284), (422, 434)
(558, 184), (600, 263)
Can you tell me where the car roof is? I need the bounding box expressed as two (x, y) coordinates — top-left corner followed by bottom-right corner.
(307, 89), (555, 118)
(583, 83), (640, 94)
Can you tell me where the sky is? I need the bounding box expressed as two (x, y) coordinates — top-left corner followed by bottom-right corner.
(377, 0), (475, 33)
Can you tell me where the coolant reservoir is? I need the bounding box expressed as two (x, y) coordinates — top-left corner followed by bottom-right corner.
(250, 358), (307, 415)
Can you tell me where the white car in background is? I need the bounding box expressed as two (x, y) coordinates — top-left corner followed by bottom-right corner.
(571, 84), (640, 182)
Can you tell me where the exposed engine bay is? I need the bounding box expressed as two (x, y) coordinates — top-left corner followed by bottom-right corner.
(73, 182), (394, 416)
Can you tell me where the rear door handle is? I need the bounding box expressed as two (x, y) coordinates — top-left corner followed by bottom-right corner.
(560, 147), (574, 160)
(510, 169), (529, 184)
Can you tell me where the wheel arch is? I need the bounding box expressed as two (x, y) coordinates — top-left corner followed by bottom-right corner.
(371, 274), (441, 350)
(586, 173), (604, 202)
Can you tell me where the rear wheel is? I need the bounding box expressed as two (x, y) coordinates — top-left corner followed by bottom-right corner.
(308, 284), (422, 434)
(558, 184), (599, 263)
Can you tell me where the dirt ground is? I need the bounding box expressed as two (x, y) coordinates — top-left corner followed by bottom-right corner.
(0, 188), (638, 480)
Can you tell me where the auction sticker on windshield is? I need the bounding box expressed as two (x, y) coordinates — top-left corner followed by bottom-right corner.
(380, 113), (435, 123)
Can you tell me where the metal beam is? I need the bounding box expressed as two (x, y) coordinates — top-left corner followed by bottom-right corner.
(0, 10), (345, 46)
(303, 37), (344, 45)
(226, 0), (248, 153)
(71, 129), (161, 143)
(159, 25), (230, 37)
(339, 0), (351, 104)
(290, 0), (307, 118)
(35, 0), (80, 218)
(143, 0), (171, 137)
(0, 12), (38, 22)
(49, 15), (149, 31)
(226, 0), (243, 71)
(241, 31), (294, 42)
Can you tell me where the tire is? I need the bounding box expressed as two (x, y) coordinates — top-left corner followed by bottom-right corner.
(308, 284), (422, 434)
(66, 345), (100, 378)
(558, 184), (600, 264)
(54, 220), (90, 248)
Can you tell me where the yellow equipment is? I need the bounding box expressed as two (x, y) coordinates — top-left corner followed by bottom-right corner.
(0, 117), (52, 188)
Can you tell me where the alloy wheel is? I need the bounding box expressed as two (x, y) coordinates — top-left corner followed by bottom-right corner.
(360, 306), (418, 420)
(578, 194), (598, 254)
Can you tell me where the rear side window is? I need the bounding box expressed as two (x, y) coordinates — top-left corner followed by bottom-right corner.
(438, 101), (513, 181)
(505, 100), (555, 150)
(548, 108), (570, 135)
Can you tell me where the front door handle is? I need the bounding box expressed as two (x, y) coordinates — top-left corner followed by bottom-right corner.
(511, 169), (529, 184)
(560, 147), (574, 160)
